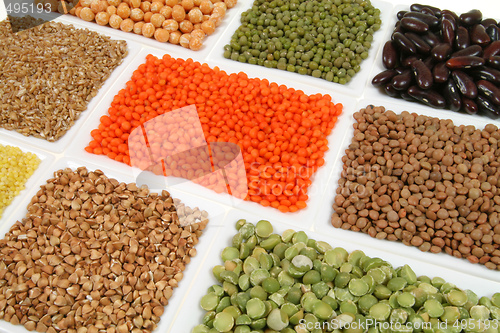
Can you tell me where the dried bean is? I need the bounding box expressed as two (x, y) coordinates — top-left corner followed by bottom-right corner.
(411, 59), (433, 89)
(477, 95), (500, 118)
(431, 43), (452, 61)
(422, 31), (441, 48)
(476, 80), (500, 104)
(393, 32), (417, 54)
(382, 41), (398, 69)
(470, 24), (491, 46)
(459, 9), (482, 26)
(451, 70), (478, 98)
(469, 66), (500, 84)
(450, 45), (483, 57)
(487, 56), (500, 69)
(441, 19), (455, 45)
(455, 26), (471, 49)
(445, 56), (484, 69)
(401, 17), (429, 33)
(391, 69), (413, 91)
(372, 69), (399, 86)
(432, 62), (450, 83)
(405, 32), (431, 54)
(410, 3), (441, 17)
(407, 86), (446, 108)
(403, 11), (439, 27)
(443, 80), (462, 111)
(483, 40), (500, 59)
(486, 25), (500, 41)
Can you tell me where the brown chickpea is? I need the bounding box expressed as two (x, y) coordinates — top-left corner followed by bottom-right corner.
(142, 22), (156, 38)
(95, 11), (110, 25)
(140, 1), (151, 12)
(159, 5), (172, 19)
(109, 13), (123, 28)
(150, 1), (163, 12)
(179, 20), (193, 33)
(179, 33), (191, 48)
(79, 7), (95, 21)
(181, 0), (194, 10)
(201, 19), (215, 35)
(162, 19), (179, 32)
(133, 21), (144, 34)
(144, 11), (153, 22)
(117, 3), (131, 19)
(130, 8), (144, 21)
(172, 5), (186, 22)
(187, 7), (202, 23)
(120, 18), (134, 32)
(189, 36), (202, 50)
(106, 5), (117, 15)
(154, 28), (170, 42)
(169, 30), (181, 44)
(130, 0), (141, 8)
(191, 28), (205, 40)
(107, 0), (119, 6)
(199, 0), (213, 14)
(224, 0), (236, 8)
(151, 13), (166, 28)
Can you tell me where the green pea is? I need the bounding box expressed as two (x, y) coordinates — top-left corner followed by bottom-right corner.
(348, 278), (369, 296)
(369, 303), (391, 321)
(216, 296), (231, 313)
(235, 314), (251, 325)
(440, 306), (460, 323)
(373, 285), (392, 300)
(387, 277), (408, 292)
(303, 270), (321, 285)
(325, 248), (348, 267)
(424, 299), (444, 318)
(312, 300), (333, 320)
(359, 294), (378, 314)
(321, 264), (337, 282)
(397, 292), (416, 308)
(291, 254), (312, 272)
(340, 300), (358, 315)
(192, 324), (210, 333)
(200, 293), (219, 311)
(247, 298), (266, 319)
(213, 312), (234, 332)
(446, 289), (467, 307)
(312, 281), (330, 299)
(250, 285), (268, 301)
(470, 305), (490, 320)
(267, 308), (289, 330)
(335, 272), (351, 288)
(262, 277), (280, 293)
(390, 308), (408, 324)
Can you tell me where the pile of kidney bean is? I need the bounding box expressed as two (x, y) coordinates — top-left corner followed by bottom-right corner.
(372, 4), (500, 118)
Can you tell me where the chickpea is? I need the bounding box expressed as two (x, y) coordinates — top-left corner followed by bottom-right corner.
(80, 0), (91, 7)
(189, 36), (202, 50)
(95, 11), (110, 25)
(191, 28), (205, 40)
(181, 0), (193, 10)
(107, 0), (120, 6)
(106, 5), (117, 15)
(165, 0), (177, 6)
(178, 20), (193, 33)
(144, 11), (153, 22)
(69, 5), (77, 15)
(162, 19), (179, 32)
(79, 7), (95, 21)
(129, 8), (143, 21)
(129, 0), (140, 8)
(187, 7), (202, 23)
(109, 13), (123, 28)
(142, 22), (156, 38)
(193, 23), (202, 30)
(193, 0), (201, 5)
(199, 0), (213, 14)
(202, 14), (210, 21)
(151, 13), (166, 27)
(179, 33), (191, 48)
(159, 6), (172, 19)
(120, 18), (134, 31)
(140, 1), (151, 12)
(169, 30), (181, 44)
(150, 1), (163, 13)
(117, 3), (131, 19)
(75, 6), (83, 17)
(171, 5), (185, 22)
(200, 19), (215, 35)
(154, 28), (170, 42)
(224, 0), (236, 9)
(133, 21), (144, 34)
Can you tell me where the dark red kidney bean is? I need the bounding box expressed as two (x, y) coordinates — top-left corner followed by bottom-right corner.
(451, 70), (478, 99)
(476, 80), (500, 105)
(401, 17), (429, 33)
(397, 11), (408, 20)
(470, 24), (491, 46)
(394, 21), (403, 34)
(400, 91), (415, 102)
(411, 59), (433, 89)
(450, 45), (483, 58)
(483, 40), (500, 59)
(401, 54), (422, 68)
(442, 80), (462, 111)
(486, 25), (500, 41)
(391, 69), (413, 91)
(459, 9), (482, 26)
(421, 8), (435, 16)
(442, 14), (457, 31)
(384, 83), (400, 97)
(488, 56), (500, 69)
(431, 43), (452, 61)
(382, 41), (398, 69)
(455, 26), (470, 49)
(442, 9), (459, 22)
(392, 32), (417, 53)
(445, 56), (484, 69)
(372, 69), (399, 87)
(469, 66), (500, 84)
(423, 56), (435, 70)
(476, 95), (500, 118)
(441, 19), (455, 45)
(432, 62), (450, 83)
(407, 85), (446, 108)
(481, 18), (498, 28)
(422, 31), (440, 48)
(405, 32), (431, 54)
(462, 97), (479, 115)
(410, 4), (442, 17)
(403, 12), (439, 28)
(394, 66), (407, 74)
